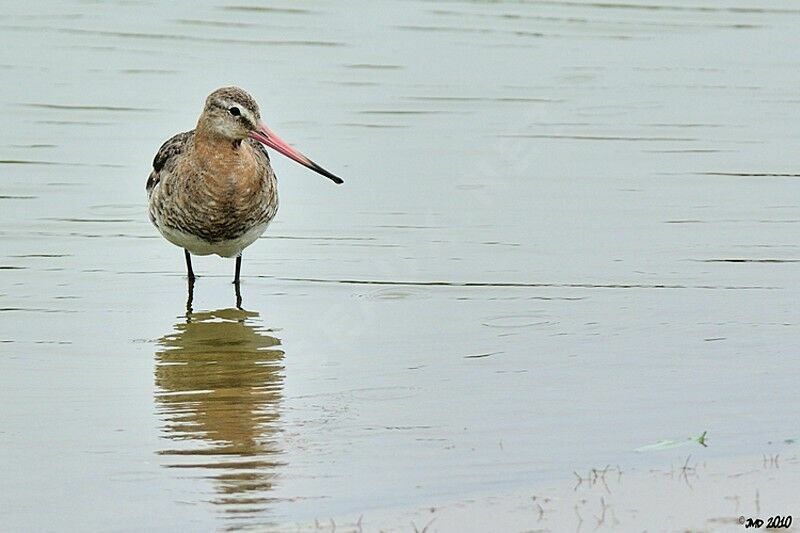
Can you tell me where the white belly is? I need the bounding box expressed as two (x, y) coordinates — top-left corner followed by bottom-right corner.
(158, 221), (270, 258)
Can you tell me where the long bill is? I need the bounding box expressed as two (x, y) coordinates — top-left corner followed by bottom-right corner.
(249, 121), (344, 184)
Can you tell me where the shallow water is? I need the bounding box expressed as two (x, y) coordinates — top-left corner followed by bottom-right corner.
(1, 0), (799, 530)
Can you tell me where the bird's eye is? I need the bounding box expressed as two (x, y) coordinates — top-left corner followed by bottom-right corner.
(228, 106), (241, 117)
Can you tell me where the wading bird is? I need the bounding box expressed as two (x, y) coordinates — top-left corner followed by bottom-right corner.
(147, 86), (343, 295)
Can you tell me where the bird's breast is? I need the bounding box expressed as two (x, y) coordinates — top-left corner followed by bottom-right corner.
(158, 141), (277, 243)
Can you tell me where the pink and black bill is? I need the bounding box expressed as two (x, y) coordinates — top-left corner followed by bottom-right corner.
(249, 122), (344, 184)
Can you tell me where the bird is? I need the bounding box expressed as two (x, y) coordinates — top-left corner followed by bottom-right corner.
(147, 86), (343, 289)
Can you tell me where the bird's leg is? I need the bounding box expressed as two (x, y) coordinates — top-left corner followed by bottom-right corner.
(184, 249), (196, 281)
(186, 276), (195, 319)
(234, 254), (242, 284)
(234, 255), (243, 309)
(234, 279), (243, 310)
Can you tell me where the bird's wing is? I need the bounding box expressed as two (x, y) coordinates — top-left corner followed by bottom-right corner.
(146, 130), (194, 192)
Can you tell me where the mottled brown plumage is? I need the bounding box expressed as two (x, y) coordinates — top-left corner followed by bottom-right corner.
(147, 86), (343, 285)
(148, 130), (277, 246)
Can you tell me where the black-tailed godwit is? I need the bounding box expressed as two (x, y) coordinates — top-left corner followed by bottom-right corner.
(147, 86), (343, 288)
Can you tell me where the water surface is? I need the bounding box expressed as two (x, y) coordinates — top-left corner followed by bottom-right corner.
(1, 0), (799, 530)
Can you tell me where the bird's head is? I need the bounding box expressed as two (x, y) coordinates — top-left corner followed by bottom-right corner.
(202, 86), (261, 141)
(200, 86), (343, 184)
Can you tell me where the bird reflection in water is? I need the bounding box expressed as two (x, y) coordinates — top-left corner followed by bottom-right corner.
(154, 305), (284, 522)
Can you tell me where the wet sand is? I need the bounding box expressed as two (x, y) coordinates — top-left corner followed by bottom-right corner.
(281, 451), (800, 532)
